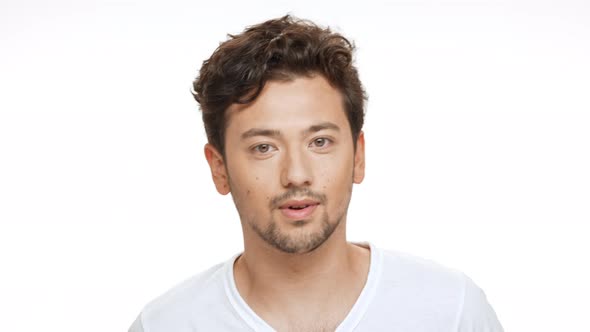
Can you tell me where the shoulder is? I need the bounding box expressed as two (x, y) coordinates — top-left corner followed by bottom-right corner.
(373, 247), (503, 331)
(131, 259), (231, 332)
(144, 261), (226, 313)
(378, 248), (467, 290)
(455, 273), (504, 332)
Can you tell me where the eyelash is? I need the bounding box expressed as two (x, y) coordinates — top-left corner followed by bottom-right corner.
(308, 137), (333, 148)
(250, 137), (333, 155)
(252, 143), (276, 154)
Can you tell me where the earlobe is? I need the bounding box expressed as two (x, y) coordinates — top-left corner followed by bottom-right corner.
(353, 131), (365, 184)
(204, 144), (230, 195)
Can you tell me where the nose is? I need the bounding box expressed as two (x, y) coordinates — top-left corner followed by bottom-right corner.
(280, 148), (313, 188)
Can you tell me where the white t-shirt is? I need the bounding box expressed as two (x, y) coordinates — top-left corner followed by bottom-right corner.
(129, 243), (503, 332)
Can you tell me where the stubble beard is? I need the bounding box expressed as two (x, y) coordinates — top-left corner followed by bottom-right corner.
(244, 183), (352, 254)
(249, 208), (344, 254)
(228, 171), (354, 255)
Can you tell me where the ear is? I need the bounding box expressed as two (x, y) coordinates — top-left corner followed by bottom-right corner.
(204, 143), (230, 195)
(353, 131), (365, 184)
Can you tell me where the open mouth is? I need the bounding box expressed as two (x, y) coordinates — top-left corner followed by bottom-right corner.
(279, 202), (320, 210)
(288, 204), (312, 210)
(278, 200), (320, 219)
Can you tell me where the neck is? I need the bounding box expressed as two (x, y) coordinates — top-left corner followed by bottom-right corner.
(233, 222), (370, 303)
(242, 230), (351, 283)
(233, 220), (371, 331)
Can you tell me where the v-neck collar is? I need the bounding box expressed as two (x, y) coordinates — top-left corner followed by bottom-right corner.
(223, 242), (383, 331)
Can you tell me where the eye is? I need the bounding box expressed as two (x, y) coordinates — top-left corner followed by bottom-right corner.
(309, 137), (332, 149)
(253, 143), (275, 154)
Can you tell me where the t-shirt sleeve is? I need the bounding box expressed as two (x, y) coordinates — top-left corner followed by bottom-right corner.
(455, 276), (504, 332)
(128, 313), (145, 332)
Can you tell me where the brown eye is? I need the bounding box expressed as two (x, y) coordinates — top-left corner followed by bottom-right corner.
(313, 138), (327, 147)
(254, 144), (273, 153)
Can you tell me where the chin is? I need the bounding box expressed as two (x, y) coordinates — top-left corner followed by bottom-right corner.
(252, 212), (340, 254)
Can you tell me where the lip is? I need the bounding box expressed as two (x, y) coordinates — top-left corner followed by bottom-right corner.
(278, 199), (320, 220)
(279, 199), (320, 209)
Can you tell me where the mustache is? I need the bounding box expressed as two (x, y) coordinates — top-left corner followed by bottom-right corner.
(269, 187), (327, 209)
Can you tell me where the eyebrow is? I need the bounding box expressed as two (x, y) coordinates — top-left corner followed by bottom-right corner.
(304, 122), (341, 136)
(240, 122), (341, 140)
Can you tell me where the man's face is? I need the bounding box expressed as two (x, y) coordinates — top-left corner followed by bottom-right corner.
(205, 74), (365, 254)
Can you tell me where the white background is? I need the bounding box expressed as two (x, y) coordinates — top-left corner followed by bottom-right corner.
(1, 0), (588, 331)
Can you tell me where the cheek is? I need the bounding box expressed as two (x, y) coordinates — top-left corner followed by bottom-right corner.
(229, 168), (272, 206)
(225, 146), (276, 211)
(318, 151), (354, 182)
(317, 152), (354, 204)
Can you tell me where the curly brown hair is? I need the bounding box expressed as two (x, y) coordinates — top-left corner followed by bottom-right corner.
(192, 15), (367, 156)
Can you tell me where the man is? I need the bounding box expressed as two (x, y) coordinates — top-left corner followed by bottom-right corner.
(129, 15), (503, 332)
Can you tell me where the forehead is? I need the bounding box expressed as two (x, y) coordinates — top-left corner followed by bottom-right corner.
(225, 75), (348, 136)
